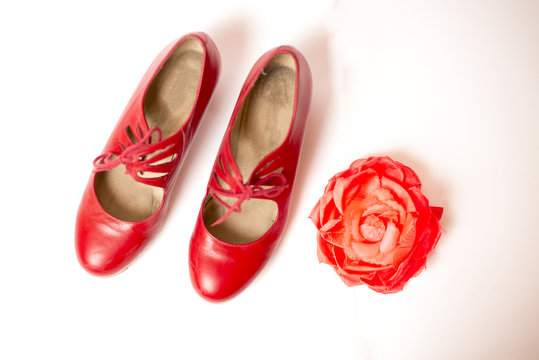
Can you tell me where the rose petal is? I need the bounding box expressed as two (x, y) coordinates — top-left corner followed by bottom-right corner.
(370, 186), (393, 202)
(379, 221), (400, 253)
(318, 191), (340, 225)
(341, 261), (379, 281)
(320, 227), (345, 247)
(408, 187), (431, 216)
(431, 206), (443, 221)
(383, 199), (406, 223)
(398, 162), (422, 188)
(427, 211), (443, 250)
(334, 170), (378, 215)
(317, 236), (332, 265)
(360, 272), (387, 290)
(309, 201), (321, 228)
(388, 256), (425, 289)
(317, 234), (345, 269)
(350, 158), (368, 171)
(359, 271), (377, 282)
(337, 271), (366, 287)
(381, 176), (416, 213)
(364, 156), (405, 183)
(332, 178), (348, 215)
(364, 185), (408, 223)
(344, 240), (380, 262)
(343, 199), (366, 245)
(325, 171), (344, 192)
(333, 243), (347, 269)
(320, 218), (342, 233)
(363, 202), (394, 217)
(413, 228), (432, 259)
(344, 258), (391, 273)
(356, 173), (383, 201)
(392, 215), (417, 265)
(350, 214), (362, 241)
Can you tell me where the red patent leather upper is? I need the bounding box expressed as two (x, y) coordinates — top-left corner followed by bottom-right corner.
(189, 45), (312, 301)
(76, 33), (221, 276)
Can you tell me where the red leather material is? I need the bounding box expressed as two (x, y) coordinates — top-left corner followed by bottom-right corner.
(76, 33), (221, 276)
(189, 45), (312, 301)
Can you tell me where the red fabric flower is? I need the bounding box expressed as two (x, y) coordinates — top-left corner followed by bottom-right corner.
(309, 156), (443, 294)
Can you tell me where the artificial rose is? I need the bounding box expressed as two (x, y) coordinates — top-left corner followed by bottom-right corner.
(309, 156), (443, 294)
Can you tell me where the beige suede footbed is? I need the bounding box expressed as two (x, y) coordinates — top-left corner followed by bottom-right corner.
(203, 53), (296, 244)
(95, 38), (203, 222)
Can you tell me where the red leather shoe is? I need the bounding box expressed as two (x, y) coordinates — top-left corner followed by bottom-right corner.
(189, 45), (312, 301)
(75, 33), (220, 276)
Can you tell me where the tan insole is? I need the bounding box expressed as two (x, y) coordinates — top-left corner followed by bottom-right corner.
(95, 38), (203, 222)
(204, 53), (296, 244)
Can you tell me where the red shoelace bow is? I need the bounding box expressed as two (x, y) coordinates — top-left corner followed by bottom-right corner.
(93, 127), (162, 172)
(93, 126), (183, 188)
(208, 153), (289, 226)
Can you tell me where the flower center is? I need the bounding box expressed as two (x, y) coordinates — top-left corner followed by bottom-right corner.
(359, 214), (386, 243)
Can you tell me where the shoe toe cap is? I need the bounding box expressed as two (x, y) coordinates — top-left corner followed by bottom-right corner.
(189, 255), (257, 302)
(75, 216), (141, 276)
(189, 233), (270, 301)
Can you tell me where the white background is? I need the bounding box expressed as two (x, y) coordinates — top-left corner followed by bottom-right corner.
(1, 0), (538, 359)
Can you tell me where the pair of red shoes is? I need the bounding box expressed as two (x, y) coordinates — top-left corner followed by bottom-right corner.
(75, 32), (312, 301)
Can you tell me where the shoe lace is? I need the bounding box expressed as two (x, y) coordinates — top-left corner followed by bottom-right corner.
(209, 150), (288, 226)
(93, 127), (162, 173)
(93, 125), (184, 188)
